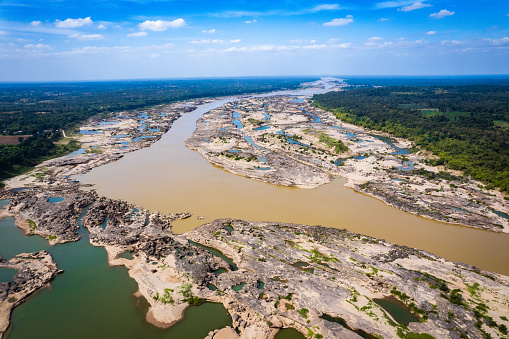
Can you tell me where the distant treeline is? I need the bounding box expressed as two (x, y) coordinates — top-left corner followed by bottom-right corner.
(0, 78), (312, 135)
(312, 85), (509, 193)
(0, 77), (315, 181)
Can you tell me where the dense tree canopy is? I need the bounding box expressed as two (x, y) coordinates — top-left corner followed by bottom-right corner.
(312, 85), (509, 193)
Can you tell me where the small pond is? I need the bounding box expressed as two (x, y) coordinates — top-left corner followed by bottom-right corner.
(373, 296), (419, 326)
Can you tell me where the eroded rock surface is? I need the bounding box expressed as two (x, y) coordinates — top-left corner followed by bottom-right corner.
(1, 185), (96, 245)
(87, 212), (509, 339)
(0, 251), (60, 339)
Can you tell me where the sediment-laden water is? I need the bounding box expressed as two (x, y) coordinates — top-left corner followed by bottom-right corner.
(77, 93), (509, 276)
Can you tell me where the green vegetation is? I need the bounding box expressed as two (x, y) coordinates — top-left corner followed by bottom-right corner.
(307, 249), (338, 264)
(318, 133), (348, 154)
(391, 287), (410, 301)
(0, 133), (80, 179)
(27, 219), (37, 233)
(442, 289), (464, 306)
(178, 282), (205, 305)
(313, 85), (509, 193)
(154, 288), (174, 305)
(298, 308), (309, 318)
(220, 152), (257, 162)
(466, 282), (481, 297)
(396, 328), (435, 339)
(248, 118), (262, 125)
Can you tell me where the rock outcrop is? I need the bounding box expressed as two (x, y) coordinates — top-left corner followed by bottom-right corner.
(0, 251), (60, 339)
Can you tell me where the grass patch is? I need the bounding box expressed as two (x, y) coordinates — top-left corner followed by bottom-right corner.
(27, 219), (37, 233)
(298, 308), (309, 319)
(319, 133), (348, 154)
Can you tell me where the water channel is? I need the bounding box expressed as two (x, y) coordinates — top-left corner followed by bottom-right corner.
(76, 90), (509, 276)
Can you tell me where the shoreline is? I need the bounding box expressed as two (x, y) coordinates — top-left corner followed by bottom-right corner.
(185, 92), (508, 233)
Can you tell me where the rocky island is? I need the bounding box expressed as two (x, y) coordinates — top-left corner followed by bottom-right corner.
(186, 95), (508, 233)
(0, 251), (60, 339)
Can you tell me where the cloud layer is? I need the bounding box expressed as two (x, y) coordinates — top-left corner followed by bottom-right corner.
(430, 10), (455, 19)
(138, 19), (185, 31)
(323, 15), (354, 26)
(55, 17), (93, 28)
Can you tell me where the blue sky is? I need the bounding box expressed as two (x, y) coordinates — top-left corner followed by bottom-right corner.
(0, 0), (508, 81)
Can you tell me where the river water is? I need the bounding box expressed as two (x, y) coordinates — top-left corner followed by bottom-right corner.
(75, 88), (509, 276)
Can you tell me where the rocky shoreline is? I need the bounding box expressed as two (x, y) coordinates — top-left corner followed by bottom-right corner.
(0, 251), (60, 339)
(186, 95), (508, 233)
(4, 98), (214, 190)
(1, 186), (509, 338)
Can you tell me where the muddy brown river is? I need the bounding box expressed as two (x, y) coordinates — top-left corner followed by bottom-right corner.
(77, 95), (509, 276)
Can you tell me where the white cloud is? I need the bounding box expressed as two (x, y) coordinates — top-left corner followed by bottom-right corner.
(69, 34), (104, 41)
(379, 17), (389, 21)
(190, 39), (216, 44)
(203, 29), (216, 34)
(245, 20), (257, 24)
(127, 31), (148, 37)
(399, 2), (432, 12)
(323, 15), (353, 26)
(24, 43), (51, 49)
(368, 36), (384, 41)
(98, 24), (106, 29)
(430, 10), (455, 19)
(426, 31), (436, 35)
(0, 31), (8, 35)
(138, 19), (185, 31)
(311, 4), (340, 12)
(55, 17), (93, 28)
(150, 53), (160, 58)
(289, 39), (318, 44)
(49, 43), (175, 57)
(376, 0), (416, 9)
(31, 21), (41, 26)
(441, 40), (463, 46)
(220, 43), (351, 53)
(189, 39), (241, 44)
(482, 37), (509, 46)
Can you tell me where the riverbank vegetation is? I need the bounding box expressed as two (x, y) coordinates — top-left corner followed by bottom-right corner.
(0, 133), (80, 179)
(0, 77), (314, 182)
(312, 85), (509, 193)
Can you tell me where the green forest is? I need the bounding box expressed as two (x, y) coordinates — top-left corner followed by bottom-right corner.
(0, 77), (313, 182)
(312, 85), (509, 193)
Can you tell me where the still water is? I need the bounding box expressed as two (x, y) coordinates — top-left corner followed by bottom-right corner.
(0, 208), (232, 339)
(76, 94), (509, 276)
